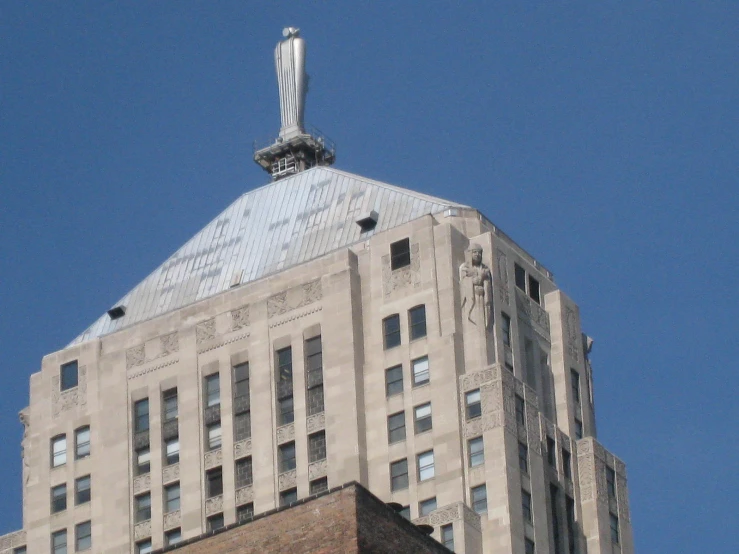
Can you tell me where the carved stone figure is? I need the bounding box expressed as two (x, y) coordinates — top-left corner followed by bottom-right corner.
(459, 243), (493, 329)
(19, 408), (30, 485)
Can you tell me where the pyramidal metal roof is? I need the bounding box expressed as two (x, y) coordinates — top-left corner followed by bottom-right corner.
(69, 167), (468, 345)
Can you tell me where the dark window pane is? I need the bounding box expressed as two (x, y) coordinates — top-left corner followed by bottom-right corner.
(547, 437), (557, 467)
(472, 485), (487, 514)
(164, 483), (180, 513)
(502, 312), (512, 346)
(308, 432), (326, 463)
(465, 389), (481, 420)
(280, 488), (297, 506)
(515, 263), (526, 291)
(310, 477), (328, 495)
(75, 475), (91, 505)
(277, 347), (293, 382)
(234, 411), (252, 441)
(390, 238), (411, 270)
(235, 457), (253, 488)
(279, 396), (294, 425)
(75, 521), (91, 551)
(205, 374), (220, 407)
(570, 369), (580, 404)
(61, 360), (78, 390)
(280, 442), (297, 472)
(419, 497), (437, 516)
(515, 395), (526, 426)
(408, 305), (427, 340)
(383, 314), (401, 349)
(207, 514), (224, 532)
(162, 389), (178, 421)
(75, 426), (90, 459)
(307, 385), (325, 416)
(606, 467), (616, 498)
(528, 275), (541, 304)
(385, 365), (403, 397)
(518, 442), (529, 474)
(441, 524), (454, 550)
(135, 493), (151, 522)
(51, 484), (67, 513)
(207, 467), (223, 498)
(390, 459), (408, 491)
(414, 403), (432, 434)
(469, 436), (484, 467)
(237, 503), (254, 522)
(134, 399), (150, 432)
(522, 490), (532, 522)
(388, 412), (406, 443)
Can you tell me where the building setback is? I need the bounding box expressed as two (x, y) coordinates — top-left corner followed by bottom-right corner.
(1, 29), (633, 554)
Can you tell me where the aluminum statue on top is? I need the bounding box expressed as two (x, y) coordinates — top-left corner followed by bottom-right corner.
(253, 28), (335, 180)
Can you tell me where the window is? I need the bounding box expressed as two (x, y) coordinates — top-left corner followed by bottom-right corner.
(528, 275), (541, 304)
(562, 449), (572, 479)
(385, 365), (403, 397)
(390, 238), (411, 270)
(234, 411), (252, 441)
(609, 513), (620, 544)
(471, 484), (487, 514)
(61, 360), (78, 391)
(550, 484), (562, 554)
(388, 412), (406, 443)
(469, 436), (484, 467)
(574, 418), (583, 440)
(135, 446), (150, 475)
(51, 435), (67, 467)
(233, 362), (252, 440)
(75, 521), (91, 551)
(165, 437), (180, 465)
(134, 398), (149, 433)
(135, 493), (151, 522)
(566, 496), (576, 554)
(207, 422), (222, 451)
(398, 506), (411, 520)
(606, 466), (616, 498)
(307, 385), (324, 417)
(14, 547), (27, 554)
(308, 431), (327, 463)
(51, 530), (67, 554)
(279, 442), (297, 472)
(276, 347), (293, 383)
(547, 437), (557, 468)
(164, 482), (180, 513)
(237, 503), (254, 522)
(51, 484), (67, 513)
(518, 442), (529, 474)
(414, 403), (432, 434)
(75, 426), (90, 459)
(570, 369), (580, 404)
(515, 395), (526, 426)
(465, 389), (481, 420)
(412, 356), (430, 386)
(206, 467), (223, 498)
(515, 263), (526, 291)
(164, 528), (182, 546)
(390, 459), (408, 491)
(205, 373), (221, 407)
(278, 396), (294, 425)
(502, 312), (512, 346)
(417, 450), (435, 481)
(235, 457), (253, 488)
(163, 388), (178, 421)
(233, 362), (250, 399)
(408, 305), (427, 340)
(305, 337), (325, 416)
(419, 497), (437, 516)
(522, 490), (532, 522)
(310, 477), (328, 494)
(207, 513), (224, 532)
(383, 314), (401, 349)
(526, 538), (536, 554)
(441, 524), (454, 550)
(75, 475), (91, 505)
(136, 539), (152, 554)
(280, 488), (297, 506)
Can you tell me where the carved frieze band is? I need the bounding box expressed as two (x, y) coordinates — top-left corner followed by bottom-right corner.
(269, 305), (323, 328)
(308, 459), (328, 480)
(236, 485), (254, 505)
(133, 474), (151, 495)
(267, 279), (322, 319)
(163, 510), (181, 531)
(278, 469), (297, 491)
(515, 289), (550, 340)
(382, 243), (421, 298)
(52, 365), (87, 416)
(197, 332), (250, 355)
(133, 520), (151, 541)
(231, 305), (250, 331)
(204, 448), (223, 470)
(306, 412), (326, 434)
(234, 438), (252, 459)
(276, 423), (295, 444)
(496, 249), (510, 306)
(196, 319), (216, 345)
(126, 332), (180, 369)
(205, 495), (223, 516)
(0, 530), (26, 551)
(162, 463), (180, 484)
(127, 358), (179, 380)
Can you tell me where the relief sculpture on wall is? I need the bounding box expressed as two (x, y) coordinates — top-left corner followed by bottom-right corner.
(459, 243), (493, 330)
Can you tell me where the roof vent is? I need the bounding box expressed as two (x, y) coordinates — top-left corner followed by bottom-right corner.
(107, 305), (126, 320)
(356, 210), (378, 232)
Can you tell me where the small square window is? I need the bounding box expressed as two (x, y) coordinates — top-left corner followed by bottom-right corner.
(280, 488), (298, 506)
(412, 356), (430, 387)
(75, 426), (90, 459)
(135, 493), (151, 522)
(310, 477), (329, 495)
(164, 482), (180, 513)
(417, 450), (435, 481)
(206, 467), (223, 498)
(522, 489), (532, 522)
(441, 524), (454, 550)
(390, 238), (411, 270)
(51, 435), (67, 468)
(528, 275), (541, 304)
(51, 483), (67, 513)
(501, 312), (512, 346)
(383, 314), (401, 349)
(419, 497), (437, 516)
(51, 530), (67, 554)
(207, 422), (222, 451)
(207, 513), (224, 532)
(205, 374), (221, 407)
(515, 395), (526, 426)
(414, 403), (432, 434)
(469, 436), (484, 467)
(165, 437), (180, 465)
(514, 263), (526, 291)
(164, 528), (182, 546)
(61, 360), (78, 391)
(385, 365), (403, 397)
(135, 446), (150, 475)
(279, 442), (297, 473)
(390, 459), (408, 491)
(308, 431), (327, 463)
(466, 389), (481, 420)
(75, 521), (91, 551)
(136, 539), (152, 554)
(75, 475), (91, 505)
(518, 442), (529, 474)
(237, 503), (254, 522)
(609, 513), (620, 544)
(388, 412), (406, 444)
(235, 457), (253, 488)
(471, 484), (487, 514)
(408, 305), (427, 340)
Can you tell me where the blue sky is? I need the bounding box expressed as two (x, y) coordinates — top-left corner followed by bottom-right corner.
(1, 2), (737, 551)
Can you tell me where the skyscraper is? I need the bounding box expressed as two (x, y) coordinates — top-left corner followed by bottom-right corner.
(0, 29), (633, 554)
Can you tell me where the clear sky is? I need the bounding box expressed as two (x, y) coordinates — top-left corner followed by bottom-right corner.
(1, 2), (736, 551)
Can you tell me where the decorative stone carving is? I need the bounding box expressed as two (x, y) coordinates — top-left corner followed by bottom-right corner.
(133, 474), (151, 494)
(163, 510), (181, 531)
(162, 463), (180, 484)
(278, 469), (297, 490)
(428, 504), (461, 527)
(577, 449), (595, 501)
(306, 412), (325, 433)
(127, 358), (179, 380)
(236, 485), (254, 505)
(205, 495), (223, 516)
(460, 243), (493, 330)
(0, 530), (26, 551)
(308, 459), (327, 480)
(234, 438), (252, 458)
(268, 279), (323, 318)
(617, 475), (631, 522)
(462, 502), (482, 531)
(496, 249), (510, 306)
(382, 243), (421, 297)
(196, 318), (216, 344)
(515, 288), (551, 340)
(126, 345), (146, 368)
(133, 520), (151, 540)
(204, 448), (223, 470)
(51, 366), (87, 417)
(276, 423), (295, 444)
(231, 305), (250, 330)
(459, 367), (496, 391)
(565, 307), (580, 362)
(19, 408), (30, 485)
(160, 332), (179, 355)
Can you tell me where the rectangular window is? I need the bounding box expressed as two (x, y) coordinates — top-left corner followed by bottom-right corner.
(305, 336), (322, 378)
(550, 484), (562, 554)
(388, 412), (406, 444)
(390, 238), (411, 270)
(307, 385), (325, 416)
(135, 447), (150, 475)
(234, 411), (252, 441)
(606, 466), (616, 498)
(75, 426), (90, 459)
(610, 513), (620, 543)
(51, 484), (67, 513)
(547, 437), (557, 468)
(522, 489), (533, 522)
(515, 394), (526, 426)
(134, 398), (149, 433)
(414, 403), (432, 434)
(75, 521), (91, 551)
(233, 362), (250, 400)
(237, 503), (254, 522)
(515, 263), (526, 291)
(562, 449), (572, 479)
(471, 484), (487, 514)
(279, 442), (297, 472)
(206, 467), (223, 498)
(75, 475), (91, 505)
(61, 360), (78, 391)
(164, 528), (182, 546)
(528, 275), (541, 304)
(235, 457), (253, 488)
(383, 314), (401, 349)
(310, 477), (328, 495)
(525, 538), (536, 554)
(390, 459), (409, 491)
(408, 305), (427, 340)
(466, 389), (481, 420)
(566, 496), (576, 554)
(385, 365), (403, 397)
(165, 437), (180, 465)
(417, 450), (435, 481)
(419, 497), (437, 516)
(277, 347), (293, 383)
(570, 369), (580, 404)
(441, 524), (454, 550)
(204, 373), (221, 407)
(278, 396), (294, 425)
(305, 337), (325, 416)
(135, 493), (151, 522)
(469, 436), (484, 467)
(518, 442), (529, 474)
(162, 388), (178, 421)
(51, 435), (67, 467)
(207, 513), (224, 532)
(412, 356), (430, 386)
(280, 488), (297, 506)
(207, 422), (222, 451)
(51, 530), (67, 554)
(308, 431), (327, 463)
(136, 539), (152, 554)
(164, 482), (180, 513)
(574, 418), (583, 440)
(502, 312), (512, 346)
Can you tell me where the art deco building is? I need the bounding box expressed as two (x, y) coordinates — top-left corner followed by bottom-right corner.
(0, 29), (633, 554)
